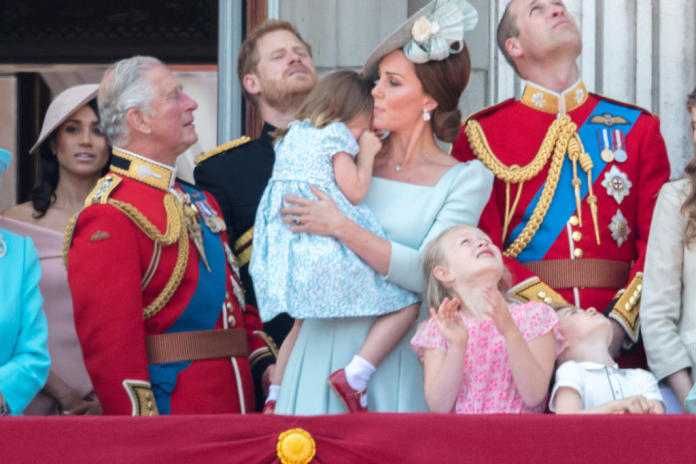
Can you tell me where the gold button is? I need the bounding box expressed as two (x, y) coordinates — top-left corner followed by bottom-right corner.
(544, 297), (553, 304)
(572, 231), (582, 242)
(147, 401), (153, 409)
(629, 296), (636, 305)
(227, 315), (236, 326)
(625, 302), (631, 310)
(537, 291), (547, 299)
(637, 284), (643, 291)
(569, 216), (579, 226)
(573, 248), (583, 258)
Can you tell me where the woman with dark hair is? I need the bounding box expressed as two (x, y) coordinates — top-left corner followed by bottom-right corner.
(642, 88), (696, 413)
(1, 84), (110, 415)
(271, 0), (493, 414)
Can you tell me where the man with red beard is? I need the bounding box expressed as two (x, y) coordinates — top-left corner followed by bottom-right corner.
(451, 0), (670, 366)
(194, 20), (317, 408)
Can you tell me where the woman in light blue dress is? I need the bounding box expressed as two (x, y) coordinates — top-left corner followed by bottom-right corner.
(0, 151), (50, 415)
(251, 71), (421, 412)
(277, 0), (490, 413)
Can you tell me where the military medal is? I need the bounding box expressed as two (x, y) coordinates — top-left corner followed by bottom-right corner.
(612, 130), (627, 163)
(601, 166), (632, 204)
(609, 209), (631, 247)
(599, 129), (614, 163)
(190, 192), (226, 233)
(0, 233), (6, 259)
(174, 189), (211, 272)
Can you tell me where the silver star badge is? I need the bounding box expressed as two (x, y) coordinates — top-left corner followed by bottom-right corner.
(609, 209), (631, 247)
(601, 166), (632, 204)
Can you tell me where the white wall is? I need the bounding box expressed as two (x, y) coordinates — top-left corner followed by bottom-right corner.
(277, 0), (696, 178)
(482, 0), (696, 178)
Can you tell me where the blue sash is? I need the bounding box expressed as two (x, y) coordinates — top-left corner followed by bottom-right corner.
(508, 100), (642, 263)
(149, 184), (227, 414)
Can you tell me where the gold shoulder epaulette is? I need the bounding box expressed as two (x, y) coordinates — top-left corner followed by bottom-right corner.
(85, 174), (122, 206)
(63, 174), (122, 267)
(194, 136), (252, 165)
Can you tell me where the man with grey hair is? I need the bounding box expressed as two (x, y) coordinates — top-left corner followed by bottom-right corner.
(452, 0), (670, 368)
(65, 55), (274, 415)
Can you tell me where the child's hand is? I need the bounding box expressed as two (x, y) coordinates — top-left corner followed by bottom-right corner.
(610, 395), (652, 414)
(480, 287), (516, 337)
(430, 297), (468, 348)
(646, 399), (665, 414)
(358, 130), (382, 158)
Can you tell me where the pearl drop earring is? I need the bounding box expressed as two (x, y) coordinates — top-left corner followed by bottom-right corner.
(422, 108), (431, 121)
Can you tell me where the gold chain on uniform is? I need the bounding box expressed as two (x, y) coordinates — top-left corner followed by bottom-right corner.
(109, 194), (182, 245)
(465, 115), (600, 258)
(109, 193), (189, 319)
(142, 226), (189, 319)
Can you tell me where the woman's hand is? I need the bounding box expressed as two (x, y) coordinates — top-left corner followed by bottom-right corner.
(58, 390), (102, 415)
(281, 185), (346, 237)
(430, 297), (468, 348)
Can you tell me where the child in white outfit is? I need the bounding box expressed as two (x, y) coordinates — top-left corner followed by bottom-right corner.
(550, 305), (664, 414)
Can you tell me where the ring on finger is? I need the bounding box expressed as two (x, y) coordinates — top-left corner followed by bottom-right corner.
(293, 215), (301, 225)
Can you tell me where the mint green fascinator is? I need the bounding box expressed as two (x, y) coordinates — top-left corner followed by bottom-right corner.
(404, 0), (478, 63)
(363, 0), (478, 80)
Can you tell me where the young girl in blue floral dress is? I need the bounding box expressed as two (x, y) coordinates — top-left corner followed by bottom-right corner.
(250, 71), (420, 412)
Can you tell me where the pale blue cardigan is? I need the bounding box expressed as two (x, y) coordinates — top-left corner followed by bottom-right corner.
(0, 228), (50, 415)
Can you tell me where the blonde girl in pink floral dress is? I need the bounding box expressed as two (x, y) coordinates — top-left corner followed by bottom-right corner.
(410, 225), (564, 413)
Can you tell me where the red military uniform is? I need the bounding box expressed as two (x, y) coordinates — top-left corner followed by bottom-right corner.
(452, 80), (670, 357)
(65, 148), (275, 415)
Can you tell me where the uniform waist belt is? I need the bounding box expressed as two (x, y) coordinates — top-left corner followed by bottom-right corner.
(522, 259), (630, 289)
(146, 328), (249, 365)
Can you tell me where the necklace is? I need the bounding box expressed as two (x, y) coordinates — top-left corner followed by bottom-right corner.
(394, 153), (429, 171)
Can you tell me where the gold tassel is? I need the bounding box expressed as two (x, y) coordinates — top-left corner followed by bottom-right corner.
(567, 137), (583, 226)
(579, 151), (601, 245)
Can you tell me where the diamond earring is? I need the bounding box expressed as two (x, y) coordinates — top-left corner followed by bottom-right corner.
(422, 108), (431, 121)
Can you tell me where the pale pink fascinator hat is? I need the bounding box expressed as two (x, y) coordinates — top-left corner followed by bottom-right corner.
(29, 83), (99, 154)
